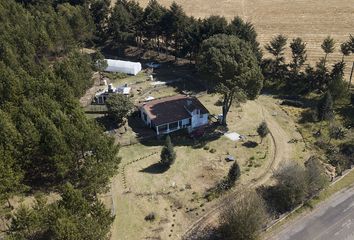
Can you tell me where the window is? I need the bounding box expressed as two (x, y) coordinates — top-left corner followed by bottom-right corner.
(169, 122), (178, 130)
(159, 124), (168, 132)
(200, 113), (203, 118)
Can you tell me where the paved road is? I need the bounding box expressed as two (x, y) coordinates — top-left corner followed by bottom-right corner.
(268, 186), (354, 240)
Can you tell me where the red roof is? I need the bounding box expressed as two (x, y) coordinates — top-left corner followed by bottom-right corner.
(140, 95), (209, 126)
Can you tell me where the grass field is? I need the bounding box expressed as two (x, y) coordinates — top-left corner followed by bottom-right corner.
(107, 90), (308, 239)
(134, 0), (354, 78)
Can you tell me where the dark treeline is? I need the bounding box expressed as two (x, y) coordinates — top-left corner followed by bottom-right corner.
(102, 0), (262, 62)
(262, 34), (354, 97)
(103, 0), (354, 104)
(1, 0), (119, 239)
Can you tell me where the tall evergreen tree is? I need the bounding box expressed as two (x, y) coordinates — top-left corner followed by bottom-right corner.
(180, 17), (203, 62)
(198, 35), (263, 126)
(321, 36), (335, 67)
(162, 2), (188, 59)
(142, 0), (167, 51)
(340, 41), (351, 62)
(264, 35), (288, 82)
(227, 161), (241, 187)
(160, 135), (176, 167)
(317, 91), (334, 121)
(200, 15), (228, 40)
(329, 61), (348, 102)
(289, 37), (307, 74)
(108, 2), (134, 45)
(90, 0), (110, 42)
(265, 35), (288, 65)
(228, 16), (262, 62)
(120, 0), (144, 46)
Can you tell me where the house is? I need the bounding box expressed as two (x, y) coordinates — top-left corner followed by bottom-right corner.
(104, 59), (142, 75)
(94, 84), (131, 104)
(139, 95), (209, 135)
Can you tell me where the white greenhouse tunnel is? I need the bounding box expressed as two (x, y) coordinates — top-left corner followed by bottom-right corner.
(104, 59), (142, 75)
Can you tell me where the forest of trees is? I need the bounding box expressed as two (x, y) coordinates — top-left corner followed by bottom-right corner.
(1, 0), (353, 239)
(0, 0), (119, 239)
(100, 0), (263, 62)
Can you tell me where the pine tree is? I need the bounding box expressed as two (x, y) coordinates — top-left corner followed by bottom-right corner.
(162, 2), (188, 59)
(265, 35), (288, 65)
(228, 16), (262, 62)
(329, 61), (348, 102)
(197, 35), (263, 126)
(108, 2), (134, 44)
(321, 36), (335, 66)
(160, 135), (176, 167)
(290, 37), (307, 74)
(340, 41), (351, 62)
(227, 161), (241, 187)
(317, 91), (334, 121)
(264, 34), (288, 81)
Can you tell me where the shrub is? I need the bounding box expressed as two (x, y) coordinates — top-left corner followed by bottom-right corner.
(217, 190), (268, 240)
(144, 212), (156, 222)
(105, 94), (133, 126)
(271, 163), (308, 213)
(257, 121), (269, 143)
(281, 100), (304, 108)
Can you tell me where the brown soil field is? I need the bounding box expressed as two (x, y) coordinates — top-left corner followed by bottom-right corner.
(133, 0), (354, 78)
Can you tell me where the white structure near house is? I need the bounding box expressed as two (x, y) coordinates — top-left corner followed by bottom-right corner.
(139, 95), (209, 135)
(94, 84), (131, 104)
(104, 59), (142, 75)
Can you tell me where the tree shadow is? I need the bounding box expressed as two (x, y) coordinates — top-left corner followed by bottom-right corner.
(127, 113), (156, 139)
(242, 141), (259, 148)
(137, 123), (224, 148)
(139, 162), (170, 174)
(337, 104), (354, 128)
(96, 115), (118, 131)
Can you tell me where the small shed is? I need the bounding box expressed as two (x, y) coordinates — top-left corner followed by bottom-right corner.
(104, 59), (142, 75)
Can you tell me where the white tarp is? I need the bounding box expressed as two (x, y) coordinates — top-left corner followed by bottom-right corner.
(224, 132), (241, 141)
(105, 59), (141, 75)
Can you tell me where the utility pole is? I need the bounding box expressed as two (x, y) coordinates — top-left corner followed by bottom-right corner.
(349, 61), (354, 90)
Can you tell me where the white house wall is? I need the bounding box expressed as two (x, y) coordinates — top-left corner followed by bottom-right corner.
(181, 118), (190, 126)
(191, 113), (208, 128)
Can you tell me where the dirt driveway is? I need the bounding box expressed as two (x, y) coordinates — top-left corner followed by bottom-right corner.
(182, 95), (300, 239)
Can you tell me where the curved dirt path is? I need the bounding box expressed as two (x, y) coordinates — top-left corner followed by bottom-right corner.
(182, 100), (292, 239)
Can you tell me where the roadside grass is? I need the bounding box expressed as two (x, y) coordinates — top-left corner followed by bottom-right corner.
(262, 169), (354, 240)
(310, 169), (354, 206)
